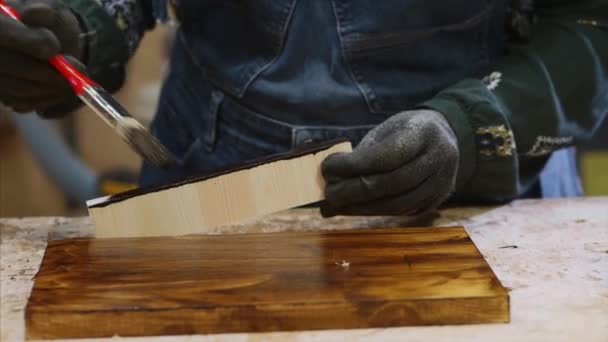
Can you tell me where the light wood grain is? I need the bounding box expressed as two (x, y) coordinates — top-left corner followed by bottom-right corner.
(25, 226), (509, 339)
(87, 141), (352, 238)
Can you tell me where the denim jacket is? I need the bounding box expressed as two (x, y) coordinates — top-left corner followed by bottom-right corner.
(66, 0), (608, 201)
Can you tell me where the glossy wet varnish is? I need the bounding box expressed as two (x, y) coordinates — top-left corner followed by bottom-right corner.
(26, 226), (509, 339)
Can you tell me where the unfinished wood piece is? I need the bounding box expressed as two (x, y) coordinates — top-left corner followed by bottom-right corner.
(26, 226), (509, 339)
(87, 140), (352, 238)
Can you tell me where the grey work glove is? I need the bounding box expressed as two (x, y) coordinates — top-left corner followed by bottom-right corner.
(321, 110), (459, 216)
(0, 0), (84, 117)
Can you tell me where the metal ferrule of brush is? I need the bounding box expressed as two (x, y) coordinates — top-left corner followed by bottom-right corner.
(78, 85), (175, 168)
(79, 85), (132, 128)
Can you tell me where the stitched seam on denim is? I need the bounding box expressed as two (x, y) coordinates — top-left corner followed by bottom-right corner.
(331, 0), (379, 115)
(220, 97), (295, 149)
(234, 61), (268, 94)
(292, 127), (374, 147)
(159, 98), (196, 157)
(344, 2), (494, 53)
(164, 74), (206, 139)
(222, 97), (298, 131)
(219, 118), (288, 156)
(294, 123), (378, 131)
(178, 138), (204, 166)
(176, 29), (236, 94)
(238, 0), (298, 98)
(177, 27), (260, 96)
(202, 90), (224, 151)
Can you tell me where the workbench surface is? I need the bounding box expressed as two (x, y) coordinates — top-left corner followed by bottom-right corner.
(2, 197), (607, 342)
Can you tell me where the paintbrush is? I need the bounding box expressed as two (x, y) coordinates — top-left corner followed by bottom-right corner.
(0, 0), (174, 168)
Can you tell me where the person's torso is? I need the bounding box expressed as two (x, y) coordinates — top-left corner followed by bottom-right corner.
(171, 0), (507, 125)
(145, 0), (580, 198)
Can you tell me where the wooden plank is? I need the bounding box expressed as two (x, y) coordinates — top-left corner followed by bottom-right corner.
(87, 140), (352, 238)
(26, 227), (509, 339)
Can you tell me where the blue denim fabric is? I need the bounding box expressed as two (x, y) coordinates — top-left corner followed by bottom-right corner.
(140, 37), (376, 187)
(142, 1), (580, 199)
(141, 0), (508, 187)
(175, 0), (506, 121)
(539, 147), (583, 197)
(140, 0), (584, 200)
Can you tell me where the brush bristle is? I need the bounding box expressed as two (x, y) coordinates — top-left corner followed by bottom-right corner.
(116, 117), (175, 168)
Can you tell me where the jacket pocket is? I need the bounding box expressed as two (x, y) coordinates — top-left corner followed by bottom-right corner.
(150, 67), (223, 165)
(176, 0), (297, 98)
(333, 0), (495, 114)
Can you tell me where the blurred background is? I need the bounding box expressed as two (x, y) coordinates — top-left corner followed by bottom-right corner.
(0, 26), (606, 217)
(0, 26), (171, 217)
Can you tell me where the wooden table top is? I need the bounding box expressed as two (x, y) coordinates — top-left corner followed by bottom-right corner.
(2, 197), (607, 341)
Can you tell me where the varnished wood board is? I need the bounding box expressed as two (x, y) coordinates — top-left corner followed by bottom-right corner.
(87, 140), (352, 238)
(26, 226), (509, 339)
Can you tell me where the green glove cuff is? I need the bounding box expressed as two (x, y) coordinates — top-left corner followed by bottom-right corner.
(420, 79), (520, 202)
(64, 0), (129, 93)
(419, 95), (476, 196)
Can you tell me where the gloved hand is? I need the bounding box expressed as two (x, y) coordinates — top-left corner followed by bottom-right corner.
(0, 0), (83, 116)
(321, 109), (459, 216)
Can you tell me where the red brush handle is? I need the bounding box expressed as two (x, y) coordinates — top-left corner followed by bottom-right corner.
(0, 0), (97, 95)
(0, 0), (18, 19)
(48, 55), (97, 94)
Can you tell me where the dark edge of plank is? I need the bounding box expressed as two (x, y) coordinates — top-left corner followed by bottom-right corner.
(46, 227), (469, 246)
(26, 295), (510, 340)
(88, 138), (350, 209)
(24, 295), (509, 315)
(24, 242), (51, 339)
